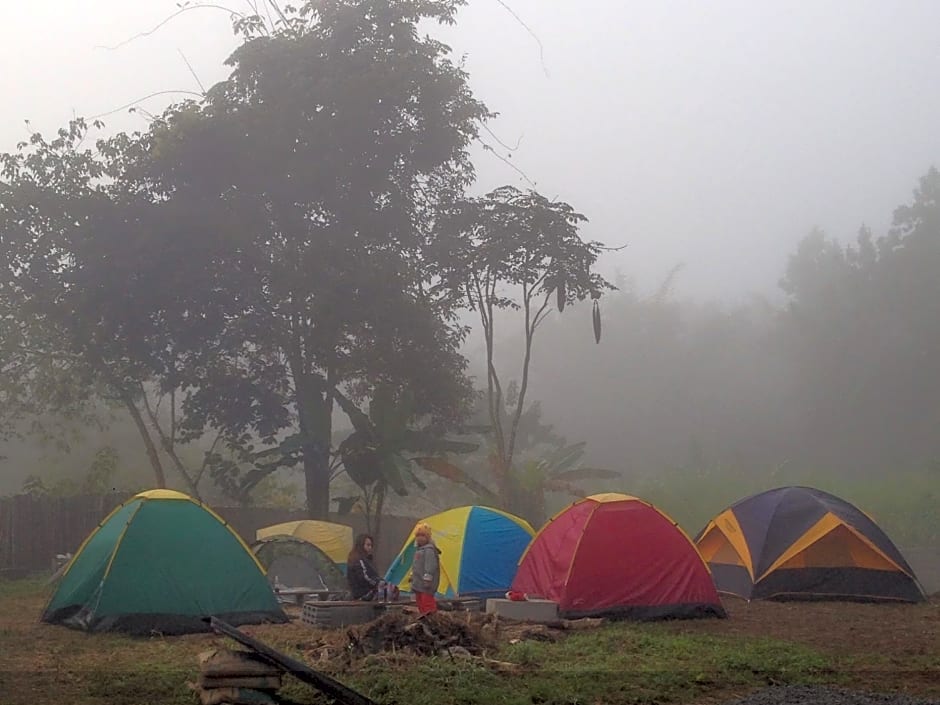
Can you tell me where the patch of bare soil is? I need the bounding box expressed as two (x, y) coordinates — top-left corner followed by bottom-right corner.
(665, 595), (940, 698)
(664, 595), (939, 657)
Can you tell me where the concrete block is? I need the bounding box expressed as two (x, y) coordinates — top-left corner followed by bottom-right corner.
(485, 598), (559, 622)
(440, 597), (485, 613)
(300, 601), (382, 629)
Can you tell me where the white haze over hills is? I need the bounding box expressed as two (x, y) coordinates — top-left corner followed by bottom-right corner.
(4, 1), (940, 304)
(3, 2), (940, 511)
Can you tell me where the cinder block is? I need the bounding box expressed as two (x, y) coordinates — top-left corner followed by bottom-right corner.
(441, 597), (484, 613)
(485, 598), (559, 622)
(300, 602), (381, 629)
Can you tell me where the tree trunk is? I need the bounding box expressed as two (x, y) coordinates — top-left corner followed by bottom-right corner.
(490, 453), (514, 514)
(506, 479), (544, 529)
(373, 483), (387, 551)
(298, 387), (333, 520)
(303, 440), (331, 519)
(120, 391), (167, 489)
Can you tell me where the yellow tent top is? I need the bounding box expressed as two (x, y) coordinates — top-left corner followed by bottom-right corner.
(256, 520), (353, 566)
(135, 489), (192, 501)
(585, 492), (640, 504)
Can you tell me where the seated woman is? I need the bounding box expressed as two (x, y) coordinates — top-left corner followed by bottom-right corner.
(346, 533), (384, 601)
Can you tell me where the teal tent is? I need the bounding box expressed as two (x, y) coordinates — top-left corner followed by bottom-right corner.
(42, 489), (287, 635)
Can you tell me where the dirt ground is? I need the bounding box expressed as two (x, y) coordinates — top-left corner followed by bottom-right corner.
(1, 583), (937, 705)
(660, 594), (940, 696)
(663, 595), (939, 656)
(278, 595), (940, 691)
(281, 593), (940, 662)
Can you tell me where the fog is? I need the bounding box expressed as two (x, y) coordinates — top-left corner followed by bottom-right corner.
(6, 1), (940, 301)
(2, 1), (940, 542)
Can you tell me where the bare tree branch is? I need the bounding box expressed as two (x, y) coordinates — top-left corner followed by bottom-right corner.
(194, 430), (225, 488)
(88, 91), (205, 121)
(177, 49), (207, 94)
(94, 4), (247, 51)
(492, 0), (550, 78)
(482, 124), (523, 153)
(478, 139), (537, 188)
(266, 0), (290, 26)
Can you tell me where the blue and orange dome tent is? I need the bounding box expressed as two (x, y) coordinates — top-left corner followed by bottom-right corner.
(695, 486), (926, 602)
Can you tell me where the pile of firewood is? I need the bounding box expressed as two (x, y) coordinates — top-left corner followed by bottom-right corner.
(192, 648), (284, 705)
(346, 611), (494, 658)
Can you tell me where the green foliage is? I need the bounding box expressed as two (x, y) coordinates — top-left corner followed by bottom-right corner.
(0, 119), (124, 450)
(0, 116), (239, 497)
(334, 386), (478, 496)
(780, 167), (940, 475)
(513, 441), (620, 526)
(436, 185), (614, 523)
(331, 385), (479, 537)
(438, 187), (612, 313)
(115, 0), (492, 518)
(0, 0), (498, 516)
(413, 390), (615, 525)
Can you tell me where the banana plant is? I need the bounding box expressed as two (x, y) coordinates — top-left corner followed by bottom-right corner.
(331, 385), (479, 541)
(511, 441), (621, 527)
(402, 393), (620, 527)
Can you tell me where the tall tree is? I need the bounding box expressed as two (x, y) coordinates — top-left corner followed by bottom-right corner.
(0, 119), (228, 496)
(435, 186), (614, 515)
(116, 0), (489, 517)
(780, 167), (940, 472)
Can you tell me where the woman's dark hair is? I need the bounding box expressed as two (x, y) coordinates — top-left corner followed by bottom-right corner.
(347, 533), (374, 564)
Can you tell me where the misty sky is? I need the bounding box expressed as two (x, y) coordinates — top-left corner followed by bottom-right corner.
(4, 1), (940, 301)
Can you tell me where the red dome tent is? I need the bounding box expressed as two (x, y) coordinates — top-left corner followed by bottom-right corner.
(512, 493), (725, 620)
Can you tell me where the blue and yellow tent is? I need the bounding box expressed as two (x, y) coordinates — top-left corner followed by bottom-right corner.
(384, 506), (535, 598)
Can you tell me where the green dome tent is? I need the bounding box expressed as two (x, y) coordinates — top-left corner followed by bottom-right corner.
(253, 535), (347, 593)
(42, 489), (287, 635)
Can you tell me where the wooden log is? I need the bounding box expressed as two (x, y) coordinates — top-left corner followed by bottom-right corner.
(197, 674), (283, 690)
(543, 617), (607, 630)
(198, 649), (283, 678)
(197, 686), (278, 705)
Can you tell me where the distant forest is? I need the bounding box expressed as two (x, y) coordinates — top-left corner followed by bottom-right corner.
(534, 167), (940, 484)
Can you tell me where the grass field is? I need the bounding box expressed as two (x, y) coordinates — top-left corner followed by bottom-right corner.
(0, 578), (936, 705)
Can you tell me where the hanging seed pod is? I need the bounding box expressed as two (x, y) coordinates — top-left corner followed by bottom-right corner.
(592, 299), (602, 343)
(556, 279), (566, 312)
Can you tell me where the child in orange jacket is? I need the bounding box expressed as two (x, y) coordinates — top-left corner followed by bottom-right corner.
(410, 522), (441, 615)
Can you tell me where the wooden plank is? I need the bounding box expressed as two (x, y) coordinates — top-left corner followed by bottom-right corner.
(208, 617), (379, 705)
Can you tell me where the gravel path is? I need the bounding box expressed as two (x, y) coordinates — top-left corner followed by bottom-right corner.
(724, 686), (940, 705)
